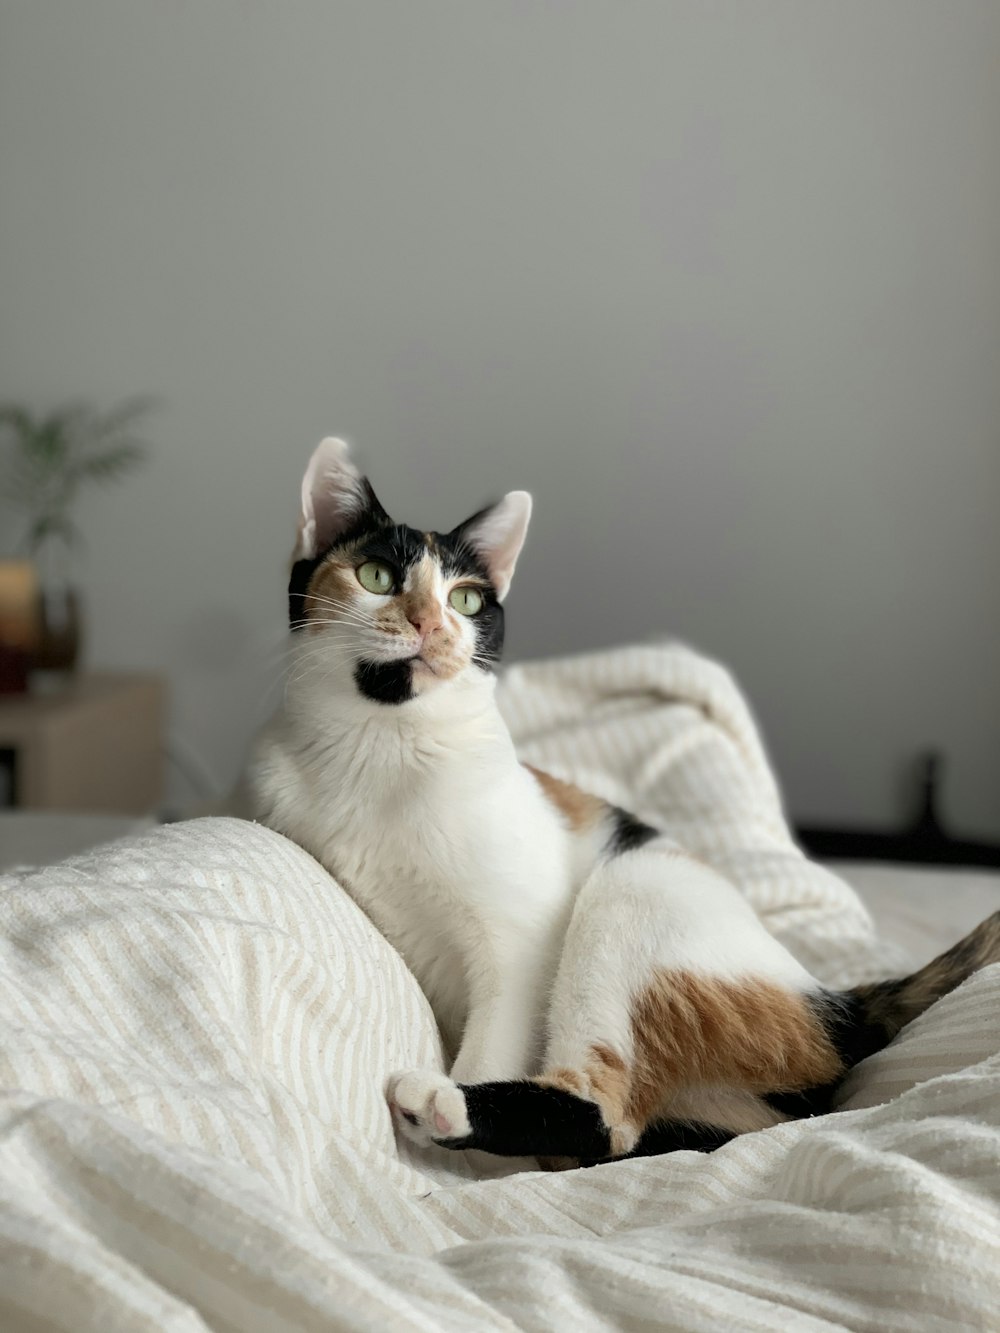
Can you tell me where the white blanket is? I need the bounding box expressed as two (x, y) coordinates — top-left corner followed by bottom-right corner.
(2, 643), (998, 1331)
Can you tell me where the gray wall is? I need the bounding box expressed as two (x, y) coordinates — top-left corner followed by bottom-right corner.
(2, 1), (999, 832)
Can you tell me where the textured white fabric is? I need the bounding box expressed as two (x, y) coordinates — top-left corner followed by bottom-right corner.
(2, 642), (998, 1331)
(835, 860), (1000, 961)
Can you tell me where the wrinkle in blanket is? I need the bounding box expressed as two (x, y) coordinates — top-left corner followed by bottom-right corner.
(1, 644), (995, 1331)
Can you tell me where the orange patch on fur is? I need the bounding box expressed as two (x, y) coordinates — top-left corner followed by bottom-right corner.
(535, 975), (840, 1157)
(525, 766), (605, 832)
(586, 1045), (636, 1154)
(304, 558), (359, 629)
(538, 1046), (636, 1154)
(627, 972), (843, 1124)
(536, 1067), (587, 1098)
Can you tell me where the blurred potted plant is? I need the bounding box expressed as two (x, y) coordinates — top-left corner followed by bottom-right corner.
(0, 398), (152, 672)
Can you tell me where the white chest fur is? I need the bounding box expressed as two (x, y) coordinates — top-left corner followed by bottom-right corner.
(249, 672), (577, 1056)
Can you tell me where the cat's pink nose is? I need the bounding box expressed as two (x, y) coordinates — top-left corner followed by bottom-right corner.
(408, 608), (442, 636)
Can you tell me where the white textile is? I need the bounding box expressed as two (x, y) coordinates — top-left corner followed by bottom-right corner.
(2, 644), (997, 1330)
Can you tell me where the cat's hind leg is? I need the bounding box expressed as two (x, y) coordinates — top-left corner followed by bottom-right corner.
(406, 837), (844, 1162)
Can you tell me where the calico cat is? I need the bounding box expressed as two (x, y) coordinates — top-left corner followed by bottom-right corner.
(249, 437), (1000, 1165)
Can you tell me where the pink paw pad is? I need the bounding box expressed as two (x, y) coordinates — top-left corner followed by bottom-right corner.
(387, 1070), (471, 1146)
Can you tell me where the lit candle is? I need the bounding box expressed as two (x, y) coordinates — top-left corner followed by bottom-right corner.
(0, 560), (41, 651)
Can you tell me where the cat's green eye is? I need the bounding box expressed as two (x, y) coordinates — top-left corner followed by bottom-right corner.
(356, 561), (396, 595)
(449, 586), (484, 617)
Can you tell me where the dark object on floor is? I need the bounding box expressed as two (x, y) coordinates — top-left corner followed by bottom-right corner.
(797, 753), (1000, 869)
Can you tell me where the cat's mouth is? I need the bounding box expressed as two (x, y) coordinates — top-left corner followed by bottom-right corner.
(377, 641), (438, 675)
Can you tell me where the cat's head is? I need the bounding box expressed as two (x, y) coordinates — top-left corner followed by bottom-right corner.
(287, 437), (531, 705)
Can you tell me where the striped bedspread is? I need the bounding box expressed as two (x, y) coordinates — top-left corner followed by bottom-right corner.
(2, 643), (998, 1331)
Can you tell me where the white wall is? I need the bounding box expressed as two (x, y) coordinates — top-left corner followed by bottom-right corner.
(2, 1), (998, 832)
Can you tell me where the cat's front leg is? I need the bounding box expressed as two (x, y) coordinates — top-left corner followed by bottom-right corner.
(388, 953), (547, 1148)
(386, 1069), (471, 1146)
(449, 970), (545, 1085)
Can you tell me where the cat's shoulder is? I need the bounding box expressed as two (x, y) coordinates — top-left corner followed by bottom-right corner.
(522, 764), (608, 834)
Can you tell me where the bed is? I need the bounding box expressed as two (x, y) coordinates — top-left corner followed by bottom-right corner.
(2, 643), (998, 1331)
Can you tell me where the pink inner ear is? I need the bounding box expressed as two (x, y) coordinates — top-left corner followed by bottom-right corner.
(295, 437), (370, 560)
(465, 491), (532, 600)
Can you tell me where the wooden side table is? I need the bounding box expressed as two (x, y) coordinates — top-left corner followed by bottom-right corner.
(0, 673), (165, 814)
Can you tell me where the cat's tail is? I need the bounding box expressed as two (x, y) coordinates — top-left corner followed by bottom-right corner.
(825, 909), (1000, 1069)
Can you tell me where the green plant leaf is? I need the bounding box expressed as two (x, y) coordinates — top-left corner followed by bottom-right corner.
(79, 441), (147, 482)
(36, 410), (80, 464)
(0, 404), (39, 441)
(1, 395), (154, 536)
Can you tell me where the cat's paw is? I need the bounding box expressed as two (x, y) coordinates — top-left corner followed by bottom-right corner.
(386, 1069), (471, 1147)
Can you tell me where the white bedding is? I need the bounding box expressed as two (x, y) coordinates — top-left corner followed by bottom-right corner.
(835, 860), (1000, 962)
(2, 643), (998, 1331)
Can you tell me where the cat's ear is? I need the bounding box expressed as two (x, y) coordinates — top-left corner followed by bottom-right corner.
(452, 491), (532, 600)
(295, 437), (390, 560)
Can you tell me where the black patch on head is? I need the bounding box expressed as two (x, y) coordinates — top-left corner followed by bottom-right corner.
(288, 522), (424, 634)
(288, 476), (394, 632)
(287, 485), (510, 678)
(436, 1082), (612, 1159)
(355, 477), (392, 528)
(432, 521), (506, 671)
(349, 524), (429, 578)
(325, 477), (393, 551)
(446, 502), (496, 562)
(357, 521), (506, 675)
(289, 554), (326, 631)
(606, 807), (659, 857)
(353, 659), (414, 705)
(460, 592), (504, 671)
